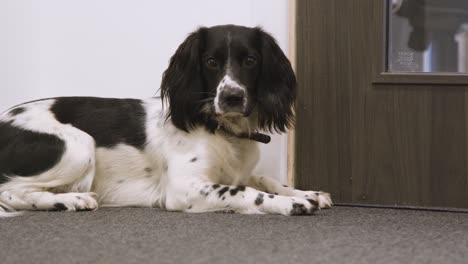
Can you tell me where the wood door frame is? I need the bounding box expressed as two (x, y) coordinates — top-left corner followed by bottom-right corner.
(287, 0), (297, 186)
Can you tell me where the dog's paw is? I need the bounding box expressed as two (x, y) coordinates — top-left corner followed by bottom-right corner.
(288, 197), (317, 216)
(53, 192), (98, 211)
(316, 192), (332, 209)
(294, 190), (333, 209)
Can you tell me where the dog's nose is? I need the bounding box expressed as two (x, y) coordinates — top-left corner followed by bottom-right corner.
(221, 88), (245, 107)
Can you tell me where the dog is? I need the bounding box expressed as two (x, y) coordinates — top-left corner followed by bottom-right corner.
(0, 25), (331, 217)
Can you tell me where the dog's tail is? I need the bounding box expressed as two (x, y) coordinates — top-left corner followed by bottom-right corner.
(0, 202), (23, 218)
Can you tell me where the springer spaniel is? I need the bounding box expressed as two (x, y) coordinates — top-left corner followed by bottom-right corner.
(0, 25), (331, 217)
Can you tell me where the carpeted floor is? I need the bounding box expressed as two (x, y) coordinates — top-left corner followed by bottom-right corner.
(1, 206), (467, 264)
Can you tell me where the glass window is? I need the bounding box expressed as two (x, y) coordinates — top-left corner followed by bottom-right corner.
(388, 0), (468, 73)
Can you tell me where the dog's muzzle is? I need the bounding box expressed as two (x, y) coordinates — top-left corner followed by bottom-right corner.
(219, 87), (246, 114)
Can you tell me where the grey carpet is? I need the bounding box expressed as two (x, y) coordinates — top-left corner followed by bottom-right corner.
(1, 207), (467, 264)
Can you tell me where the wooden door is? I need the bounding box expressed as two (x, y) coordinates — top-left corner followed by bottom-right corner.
(294, 0), (468, 209)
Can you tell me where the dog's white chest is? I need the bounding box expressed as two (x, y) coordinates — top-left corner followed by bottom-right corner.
(91, 100), (260, 207)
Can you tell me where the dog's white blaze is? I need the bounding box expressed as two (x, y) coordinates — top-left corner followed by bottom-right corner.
(214, 32), (247, 114)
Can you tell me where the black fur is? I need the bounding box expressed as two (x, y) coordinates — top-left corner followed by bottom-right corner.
(50, 97), (147, 149)
(53, 203), (67, 211)
(0, 121), (66, 184)
(290, 203), (308, 215)
(255, 28), (296, 133)
(160, 25), (296, 133)
(229, 185), (246, 196)
(160, 30), (206, 132)
(254, 193), (264, 206)
(307, 199), (319, 207)
(217, 186), (230, 197)
(9, 107), (25, 116)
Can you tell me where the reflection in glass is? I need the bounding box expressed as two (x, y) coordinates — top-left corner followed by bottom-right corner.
(388, 0), (468, 73)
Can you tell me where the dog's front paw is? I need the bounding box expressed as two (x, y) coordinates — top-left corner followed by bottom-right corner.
(288, 198), (317, 216)
(294, 190), (333, 209)
(53, 192), (98, 211)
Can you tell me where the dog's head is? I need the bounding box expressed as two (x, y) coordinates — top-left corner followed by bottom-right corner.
(161, 25), (296, 133)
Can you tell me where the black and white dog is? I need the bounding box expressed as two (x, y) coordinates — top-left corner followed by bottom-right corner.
(0, 25), (331, 217)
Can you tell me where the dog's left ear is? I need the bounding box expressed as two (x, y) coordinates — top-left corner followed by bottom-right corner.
(160, 27), (206, 132)
(256, 28), (297, 133)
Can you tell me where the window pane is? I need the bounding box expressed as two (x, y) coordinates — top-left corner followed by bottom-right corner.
(388, 0), (468, 73)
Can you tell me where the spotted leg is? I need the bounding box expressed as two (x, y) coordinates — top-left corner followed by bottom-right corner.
(247, 176), (332, 209)
(165, 181), (317, 216)
(0, 190), (98, 211)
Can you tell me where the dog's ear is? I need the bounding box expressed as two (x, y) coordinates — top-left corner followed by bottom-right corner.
(160, 28), (206, 132)
(256, 28), (297, 133)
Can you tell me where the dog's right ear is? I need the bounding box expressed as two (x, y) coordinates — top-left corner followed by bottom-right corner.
(160, 28), (206, 132)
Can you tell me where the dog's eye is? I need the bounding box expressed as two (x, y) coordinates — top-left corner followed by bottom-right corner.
(206, 58), (218, 69)
(244, 56), (257, 67)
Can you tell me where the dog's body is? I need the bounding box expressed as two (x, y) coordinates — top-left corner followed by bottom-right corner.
(0, 25), (331, 217)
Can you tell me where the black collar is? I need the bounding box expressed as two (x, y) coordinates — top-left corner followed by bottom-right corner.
(205, 118), (271, 144)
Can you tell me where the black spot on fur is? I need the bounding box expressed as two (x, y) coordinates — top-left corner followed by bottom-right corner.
(274, 192), (278, 195)
(218, 186), (229, 197)
(282, 185), (288, 188)
(222, 196), (225, 200)
(50, 97), (147, 149)
(212, 184), (220, 189)
(32, 204), (37, 209)
(9, 107), (25, 116)
(76, 196), (82, 200)
(199, 190), (210, 197)
(290, 203), (308, 215)
(54, 203), (67, 211)
(188, 205), (192, 209)
(117, 179), (125, 184)
(255, 193), (264, 206)
(268, 194), (274, 199)
(144, 167), (152, 173)
(0, 121), (66, 184)
(229, 186), (246, 196)
(190, 157), (198, 162)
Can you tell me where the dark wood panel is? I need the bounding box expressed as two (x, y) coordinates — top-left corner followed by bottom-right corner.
(295, 0), (468, 208)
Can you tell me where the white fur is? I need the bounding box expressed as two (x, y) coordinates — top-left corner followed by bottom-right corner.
(214, 74), (247, 115)
(0, 98), (331, 217)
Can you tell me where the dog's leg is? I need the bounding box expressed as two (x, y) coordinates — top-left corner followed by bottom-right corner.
(165, 181), (318, 216)
(247, 176), (332, 209)
(0, 190), (98, 211)
(0, 122), (98, 213)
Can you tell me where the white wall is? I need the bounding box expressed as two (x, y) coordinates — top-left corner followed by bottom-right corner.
(0, 0), (290, 183)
